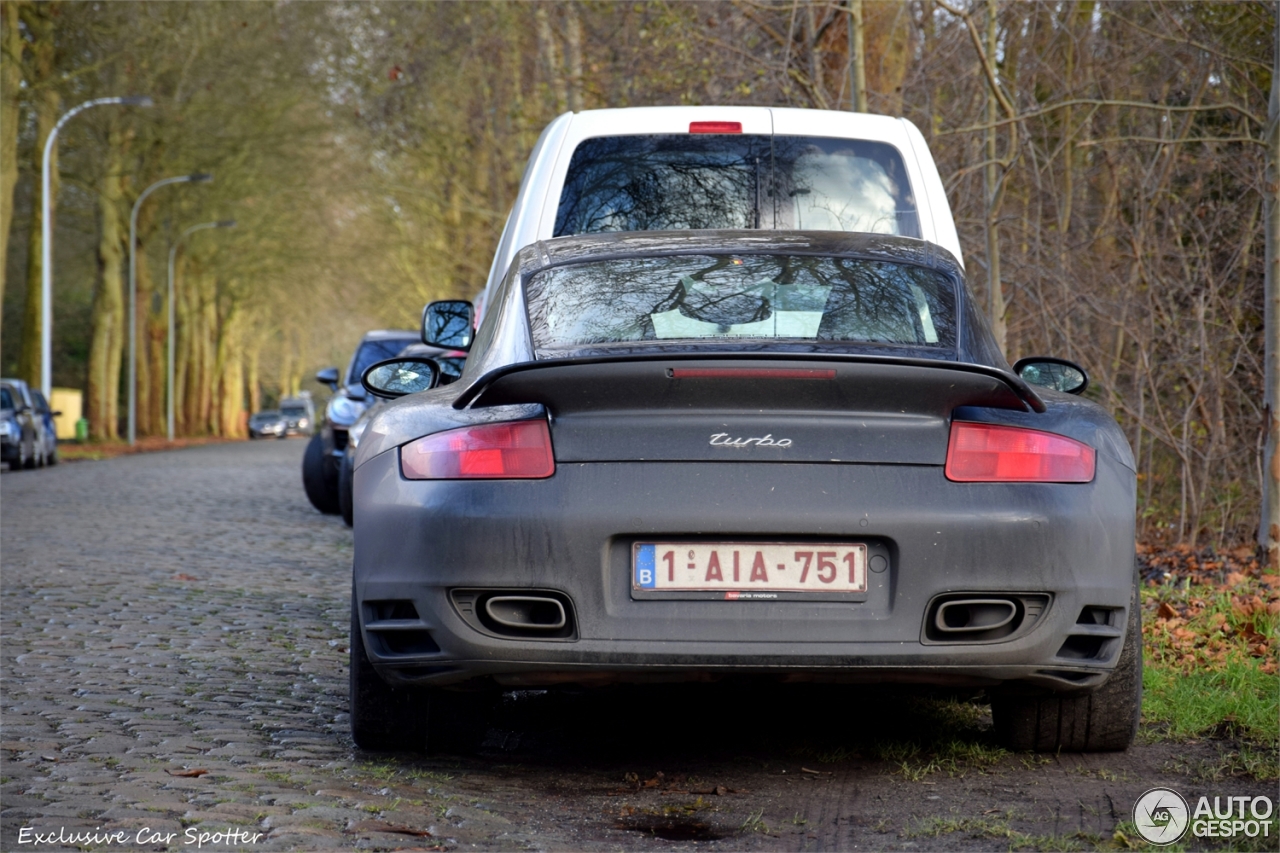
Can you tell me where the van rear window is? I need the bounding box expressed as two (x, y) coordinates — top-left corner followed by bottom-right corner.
(554, 135), (919, 239)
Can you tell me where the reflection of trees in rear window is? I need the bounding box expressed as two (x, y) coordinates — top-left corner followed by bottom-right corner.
(526, 254), (954, 350)
(554, 135), (918, 238)
(281, 407), (306, 417)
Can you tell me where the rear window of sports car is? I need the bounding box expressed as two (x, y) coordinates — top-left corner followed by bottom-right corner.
(525, 254), (956, 350)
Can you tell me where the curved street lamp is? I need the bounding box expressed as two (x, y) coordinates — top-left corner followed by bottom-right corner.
(128, 172), (213, 445)
(40, 95), (153, 400)
(166, 220), (236, 440)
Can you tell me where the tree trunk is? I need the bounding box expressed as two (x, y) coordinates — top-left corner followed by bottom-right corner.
(86, 123), (129, 440)
(847, 0), (867, 112)
(1262, 5), (1279, 568)
(565, 3), (583, 112)
(867, 1), (911, 116)
(17, 2), (59, 387)
(213, 300), (242, 437)
(174, 257), (191, 435)
(0, 1), (27, 333)
(983, 0), (1007, 355)
(246, 341), (260, 416)
(536, 6), (567, 114)
(196, 286), (215, 433)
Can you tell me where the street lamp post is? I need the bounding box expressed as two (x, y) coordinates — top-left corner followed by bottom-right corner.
(128, 172), (212, 445)
(167, 220), (236, 440)
(40, 95), (153, 401)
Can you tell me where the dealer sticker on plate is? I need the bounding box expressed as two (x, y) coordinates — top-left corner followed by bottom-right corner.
(634, 542), (867, 598)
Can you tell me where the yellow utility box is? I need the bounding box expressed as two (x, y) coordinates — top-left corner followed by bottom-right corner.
(50, 388), (82, 440)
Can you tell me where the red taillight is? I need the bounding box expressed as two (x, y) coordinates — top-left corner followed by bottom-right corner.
(945, 422), (1095, 483)
(401, 420), (554, 480)
(689, 121), (742, 134)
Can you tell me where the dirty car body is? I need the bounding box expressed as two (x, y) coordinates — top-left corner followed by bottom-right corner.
(351, 231), (1138, 753)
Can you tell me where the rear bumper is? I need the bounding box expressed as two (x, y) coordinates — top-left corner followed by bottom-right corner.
(353, 449), (1136, 692)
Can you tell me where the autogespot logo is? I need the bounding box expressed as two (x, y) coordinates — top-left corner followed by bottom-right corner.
(1133, 788), (1190, 845)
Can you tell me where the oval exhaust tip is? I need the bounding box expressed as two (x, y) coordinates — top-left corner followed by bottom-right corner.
(484, 596), (567, 631)
(934, 599), (1017, 633)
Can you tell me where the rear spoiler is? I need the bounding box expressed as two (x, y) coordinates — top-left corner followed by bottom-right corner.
(452, 353), (1045, 413)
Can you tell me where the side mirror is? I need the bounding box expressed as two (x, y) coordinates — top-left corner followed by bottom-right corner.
(51, 410), (62, 417)
(422, 300), (474, 351)
(1014, 357), (1089, 395)
(315, 367), (340, 391)
(361, 357), (441, 400)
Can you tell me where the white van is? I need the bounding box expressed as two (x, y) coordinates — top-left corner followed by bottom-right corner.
(481, 106), (962, 312)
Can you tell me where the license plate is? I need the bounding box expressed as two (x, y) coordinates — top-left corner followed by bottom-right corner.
(633, 542), (867, 598)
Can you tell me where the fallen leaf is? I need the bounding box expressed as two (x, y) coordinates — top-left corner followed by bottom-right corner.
(173, 573), (199, 581)
(166, 768), (209, 777)
(689, 785), (732, 796)
(349, 820), (431, 837)
(1156, 602), (1178, 620)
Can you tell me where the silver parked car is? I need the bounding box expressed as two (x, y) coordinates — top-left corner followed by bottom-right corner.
(248, 410), (286, 439)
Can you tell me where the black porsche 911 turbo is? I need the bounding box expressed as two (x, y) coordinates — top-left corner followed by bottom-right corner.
(350, 231), (1139, 756)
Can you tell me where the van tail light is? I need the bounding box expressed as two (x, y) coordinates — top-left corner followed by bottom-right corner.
(689, 121), (742, 133)
(945, 422), (1095, 483)
(401, 420), (554, 480)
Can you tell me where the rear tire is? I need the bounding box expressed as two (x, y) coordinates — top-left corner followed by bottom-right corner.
(992, 571), (1142, 752)
(302, 432), (340, 514)
(350, 595), (427, 751)
(349, 591), (494, 754)
(338, 454), (354, 527)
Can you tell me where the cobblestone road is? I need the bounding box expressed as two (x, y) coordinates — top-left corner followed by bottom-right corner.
(1, 441), (556, 852)
(2, 441), (1269, 852)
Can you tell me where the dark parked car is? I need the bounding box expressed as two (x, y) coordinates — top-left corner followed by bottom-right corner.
(302, 330), (420, 514)
(248, 410), (286, 438)
(337, 342), (467, 527)
(0, 378), (54, 469)
(30, 389), (59, 466)
(349, 231), (1138, 756)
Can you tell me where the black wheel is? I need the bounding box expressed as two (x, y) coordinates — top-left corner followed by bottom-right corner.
(350, 595), (427, 751)
(992, 571), (1142, 752)
(46, 446), (57, 466)
(350, 591), (494, 754)
(338, 454), (354, 527)
(302, 432), (340, 514)
(21, 440), (35, 469)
